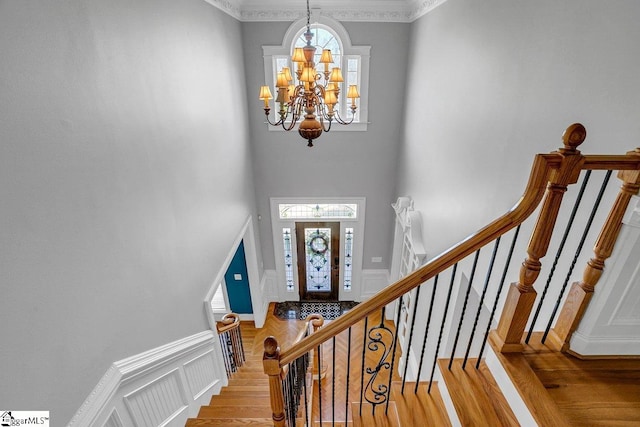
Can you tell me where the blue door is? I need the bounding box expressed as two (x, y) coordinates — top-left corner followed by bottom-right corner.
(224, 241), (253, 314)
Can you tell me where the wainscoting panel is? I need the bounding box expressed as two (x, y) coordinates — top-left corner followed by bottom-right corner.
(183, 350), (218, 400)
(360, 269), (390, 301)
(124, 369), (188, 427)
(69, 331), (226, 427)
(572, 197), (640, 355)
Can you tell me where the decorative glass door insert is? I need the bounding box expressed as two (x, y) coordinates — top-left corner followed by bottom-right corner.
(296, 222), (339, 300)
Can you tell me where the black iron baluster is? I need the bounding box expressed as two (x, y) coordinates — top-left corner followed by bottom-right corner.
(332, 336), (336, 426)
(359, 316), (368, 416)
(414, 275), (439, 394)
(543, 170), (613, 343)
(476, 225), (521, 367)
(463, 237), (500, 370)
(428, 264), (458, 393)
(345, 326), (352, 424)
(218, 334), (230, 376)
(283, 370), (291, 426)
(317, 344), (323, 426)
(401, 285), (421, 394)
(237, 327), (245, 366)
(526, 170), (592, 344)
(385, 297), (403, 415)
(303, 353), (309, 427)
(448, 250), (481, 369)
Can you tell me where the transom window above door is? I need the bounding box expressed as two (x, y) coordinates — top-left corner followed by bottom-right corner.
(278, 203), (358, 219)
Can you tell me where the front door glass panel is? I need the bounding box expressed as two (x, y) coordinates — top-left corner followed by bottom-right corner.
(305, 227), (332, 292)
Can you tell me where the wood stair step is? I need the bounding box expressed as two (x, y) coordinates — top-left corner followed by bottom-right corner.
(229, 371), (268, 379)
(198, 405), (274, 418)
(438, 358), (518, 427)
(391, 381), (451, 427)
(224, 378), (269, 386)
(350, 401), (400, 427)
(219, 385), (270, 393)
(186, 417), (274, 426)
(313, 422), (353, 426)
(489, 337), (573, 427)
(208, 395), (270, 406)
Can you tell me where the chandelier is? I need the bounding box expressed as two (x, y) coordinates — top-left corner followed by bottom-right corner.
(259, 0), (360, 147)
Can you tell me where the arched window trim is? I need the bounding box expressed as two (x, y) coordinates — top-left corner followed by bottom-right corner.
(262, 14), (370, 132)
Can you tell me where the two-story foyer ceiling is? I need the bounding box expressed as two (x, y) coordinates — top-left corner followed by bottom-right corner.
(203, 0), (449, 22)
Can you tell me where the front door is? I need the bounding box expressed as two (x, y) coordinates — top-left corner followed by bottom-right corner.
(296, 222), (340, 301)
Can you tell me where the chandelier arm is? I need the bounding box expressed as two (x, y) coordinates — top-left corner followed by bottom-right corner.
(279, 98), (303, 131)
(331, 108), (356, 125)
(263, 109), (287, 126)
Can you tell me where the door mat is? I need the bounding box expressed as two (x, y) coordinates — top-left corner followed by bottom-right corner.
(274, 301), (359, 321)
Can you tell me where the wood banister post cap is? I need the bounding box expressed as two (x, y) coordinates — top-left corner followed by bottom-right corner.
(561, 123), (587, 152)
(264, 336), (280, 358)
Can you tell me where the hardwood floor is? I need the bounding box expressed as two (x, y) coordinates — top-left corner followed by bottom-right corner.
(524, 346), (640, 426)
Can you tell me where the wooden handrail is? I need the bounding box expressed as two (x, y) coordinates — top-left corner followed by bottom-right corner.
(264, 313), (325, 427)
(278, 125), (640, 366)
(279, 152), (561, 366)
(217, 312), (241, 334)
(279, 314), (324, 378)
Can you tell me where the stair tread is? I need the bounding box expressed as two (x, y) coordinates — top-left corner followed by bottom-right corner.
(229, 372), (268, 379)
(207, 397), (271, 406)
(350, 401), (400, 427)
(224, 379), (269, 386)
(186, 417), (273, 426)
(219, 385), (270, 392)
(198, 405), (274, 418)
(391, 381), (451, 427)
(438, 358), (518, 427)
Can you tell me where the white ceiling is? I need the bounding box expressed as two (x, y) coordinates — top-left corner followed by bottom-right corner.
(204, 0), (449, 22)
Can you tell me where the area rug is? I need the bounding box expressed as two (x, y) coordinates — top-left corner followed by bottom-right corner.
(274, 301), (359, 321)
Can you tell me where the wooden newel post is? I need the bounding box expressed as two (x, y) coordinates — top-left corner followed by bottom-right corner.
(548, 150), (640, 351)
(490, 123), (587, 352)
(263, 336), (286, 427)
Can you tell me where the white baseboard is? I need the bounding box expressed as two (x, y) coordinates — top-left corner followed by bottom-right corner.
(570, 331), (640, 356)
(68, 331), (226, 427)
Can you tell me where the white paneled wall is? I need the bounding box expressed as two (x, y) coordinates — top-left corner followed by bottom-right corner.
(68, 331), (226, 427)
(572, 197), (640, 355)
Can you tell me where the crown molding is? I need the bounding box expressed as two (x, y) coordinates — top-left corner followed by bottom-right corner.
(203, 0), (449, 22)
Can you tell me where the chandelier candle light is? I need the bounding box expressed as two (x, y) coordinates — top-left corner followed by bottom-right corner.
(259, 0), (360, 147)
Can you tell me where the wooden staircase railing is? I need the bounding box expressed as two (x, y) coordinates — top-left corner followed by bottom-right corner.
(262, 123), (640, 426)
(263, 314), (324, 427)
(217, 313), (245, 377)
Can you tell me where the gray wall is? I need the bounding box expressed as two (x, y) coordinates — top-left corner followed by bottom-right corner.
(242, 21), (410, 271)
(0, 0), (256, 423)
(397, 0), (640, 257)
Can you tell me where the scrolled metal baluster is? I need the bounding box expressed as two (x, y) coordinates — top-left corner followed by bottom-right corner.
(363, 308), (394, 414)
(385, 297), (403, 415)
